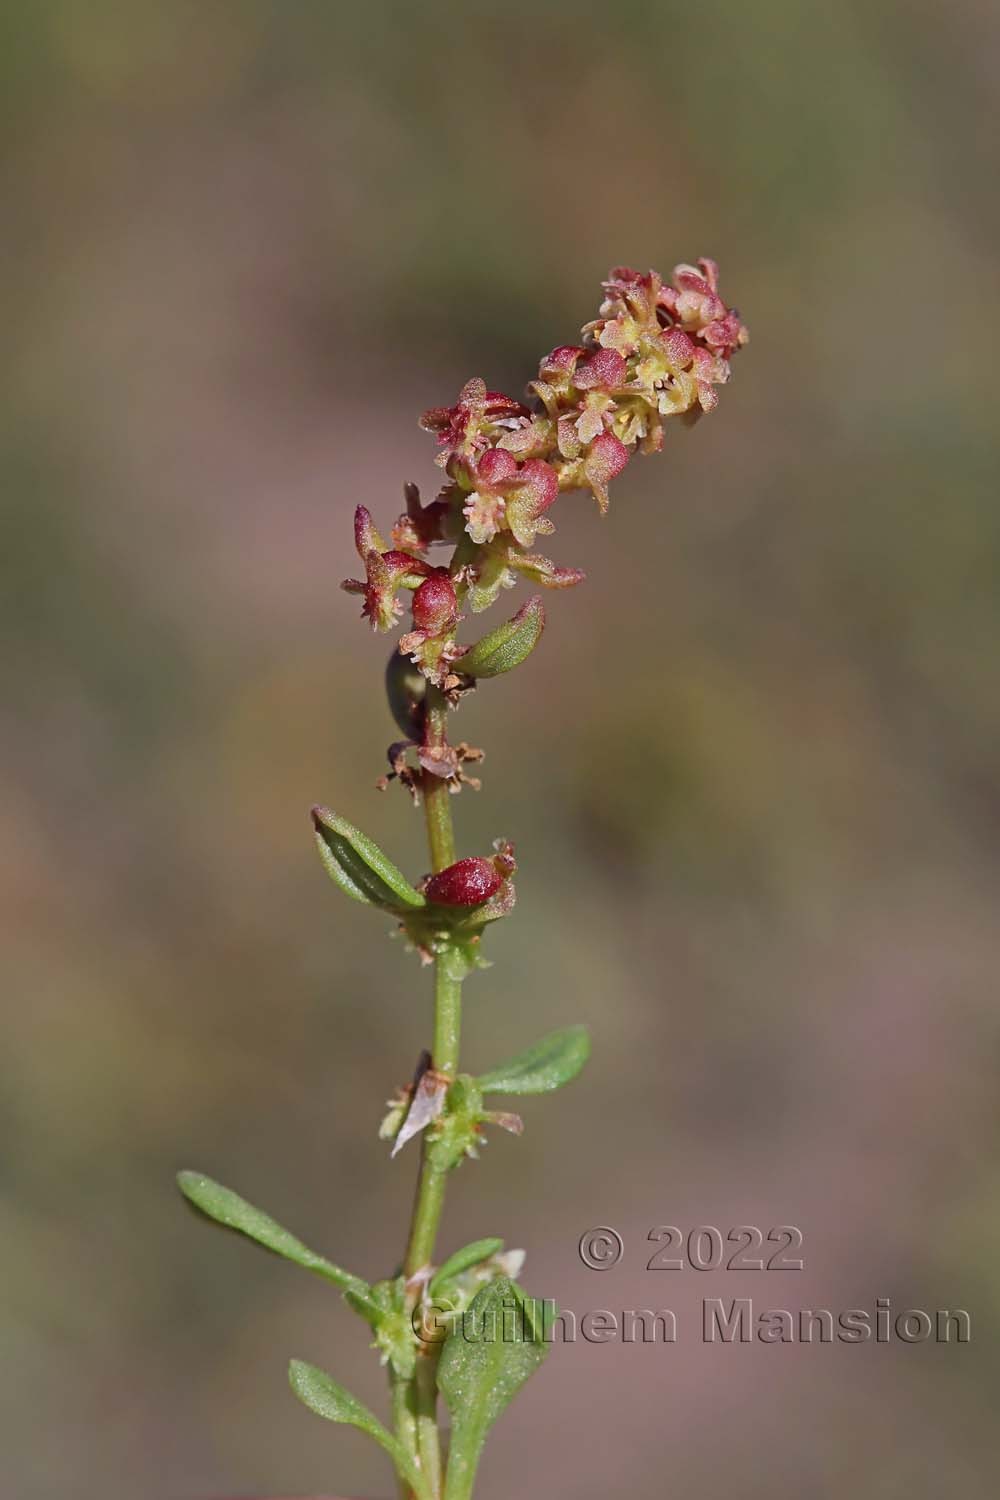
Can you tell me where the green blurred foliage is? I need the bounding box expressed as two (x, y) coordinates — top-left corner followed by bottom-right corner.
(3, 1), (999, 1496)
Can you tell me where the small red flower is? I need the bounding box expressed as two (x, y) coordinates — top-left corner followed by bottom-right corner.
(420, 378), (529, 469)
(461, 447), (517, 545)
(342, 506), (430, 632)
(461, 448), (560, 549)
(658, 259), (749, 359)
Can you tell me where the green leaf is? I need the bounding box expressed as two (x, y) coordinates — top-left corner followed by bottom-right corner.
(438, 1277), (550, 1500)
(455, 596), (545, 678)
(289, 1360), (431, 1500)
(177, 1171), (374, 1314)
(430, 1238), (504, 1298)
(347, 1291), (384, 1327)
(476, 1025), (590, 1096)
(312, 806), (426, 911)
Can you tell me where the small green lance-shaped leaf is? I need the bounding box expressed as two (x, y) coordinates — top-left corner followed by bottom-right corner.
(438, 1277), (550, 1500)
(288, 1360), (431, 1500)
(345, 1275), (394, 1329)
(430, 1238), (504, 1298)
(177, 1171), (375, 1315)
(476, 1024), (590, 1096)
(312, 806), (426, 911)
(455, 596), (545, 678)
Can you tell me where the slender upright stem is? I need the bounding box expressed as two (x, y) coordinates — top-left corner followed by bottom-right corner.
(413, 1348), (444, 1500)
(392, 1371), (419, 1500)
(405, 951), (463, 1280)
(397, 684), (463, 1498)
(422, 688), (456, 874)
(404, 689), (462, 1274)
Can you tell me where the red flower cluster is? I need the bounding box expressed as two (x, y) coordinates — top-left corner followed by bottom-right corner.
(343, 260), (747, 692)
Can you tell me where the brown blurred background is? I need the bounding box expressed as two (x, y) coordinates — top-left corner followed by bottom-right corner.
(3, 2), (1000, 1496)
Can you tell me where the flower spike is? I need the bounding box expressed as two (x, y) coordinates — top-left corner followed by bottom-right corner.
(184, 255), (749, 1500)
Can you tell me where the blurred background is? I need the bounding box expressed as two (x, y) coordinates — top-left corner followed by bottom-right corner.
(3, 2), (999, 1496)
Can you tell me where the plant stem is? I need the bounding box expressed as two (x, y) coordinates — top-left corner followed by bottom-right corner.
(413, 1349), (444, 1500)
(404, 948), (463, 1276)
(397, 685), (463, 1498)
(421, 688), (456, 873)
(404, 687), (461, 1278)
(392, 1371), (419, 1500)
(431, 947), (463, 1076)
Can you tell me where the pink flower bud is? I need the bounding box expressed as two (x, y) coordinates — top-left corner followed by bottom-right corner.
(540, 345), (585, 375)
(583, 431), (630, 511)
(661, 327), (696, 370)
(590, 430), (630, 475)
(425, 857), (502, 907)
(411, 570), (458, 634)
(573, 348), (627, 391)
(475, 447), (519, 486)
(505, 458), (559, 547)
(701, 310), (748, 357)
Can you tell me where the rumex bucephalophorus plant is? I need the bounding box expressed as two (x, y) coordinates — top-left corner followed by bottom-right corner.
(179, 261), (749, 1500)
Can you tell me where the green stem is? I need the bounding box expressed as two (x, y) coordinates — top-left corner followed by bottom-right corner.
(422, 688), (456, 873)
(392, 1371), (419, 1500)
(414, 1350), (444, 1499)
(404, 951), (462, 1275)
(432, 948), (463, 1078)
(396, 685), (463, 1498)
(405, 687), (462, 1273)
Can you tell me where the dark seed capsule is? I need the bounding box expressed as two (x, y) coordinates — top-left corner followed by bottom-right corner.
(385, 650), (427, 736)
(425, 857), (502, 907)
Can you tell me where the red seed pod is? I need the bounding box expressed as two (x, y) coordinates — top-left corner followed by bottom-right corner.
(425, 857), (502, 907)
(411, 570), (457, 634)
